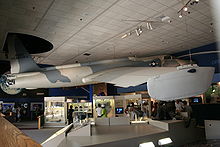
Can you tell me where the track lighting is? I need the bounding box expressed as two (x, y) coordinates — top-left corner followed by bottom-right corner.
(178, 0), (199, 18)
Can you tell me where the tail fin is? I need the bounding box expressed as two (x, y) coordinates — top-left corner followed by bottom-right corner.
(7, 34), (41, 73)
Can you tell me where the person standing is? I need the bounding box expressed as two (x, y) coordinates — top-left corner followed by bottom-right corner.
(96, 104), (102, 117)
(182, 101), (192, 118)
(67, 105), (74, 124)
(175, 100), (183, 112)
(101, 104), (107, 117)
(16, 106), (21, 122)
(78, 106), (86, 124)
(182, 101), (193, 127)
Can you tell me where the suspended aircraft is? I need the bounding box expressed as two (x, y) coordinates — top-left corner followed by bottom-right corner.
(0, 34), (214, 100)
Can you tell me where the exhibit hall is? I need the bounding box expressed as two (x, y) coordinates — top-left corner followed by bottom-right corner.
(0, 0), (220, 147)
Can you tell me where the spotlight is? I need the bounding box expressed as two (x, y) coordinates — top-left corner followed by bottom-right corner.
(135, 29), (140, 36)
(146, 22), (149, 29)
(183, 6), (188, 11)
(121, 34), (128, 39)
(179, 14), (183, 18)
(138, 26), (143, 34)
(149, 23), (153, 30)
(195, 0), (199, 2)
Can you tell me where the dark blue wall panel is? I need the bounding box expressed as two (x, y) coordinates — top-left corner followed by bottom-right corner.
(173, 43), (220, 73)
(49, 86), (90, 97)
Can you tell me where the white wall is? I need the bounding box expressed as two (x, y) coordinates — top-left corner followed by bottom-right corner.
(205, 120), (220, 140)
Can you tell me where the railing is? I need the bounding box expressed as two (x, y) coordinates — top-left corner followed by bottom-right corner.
(0, 115), (41, 147)
(41, 123), (73, 147)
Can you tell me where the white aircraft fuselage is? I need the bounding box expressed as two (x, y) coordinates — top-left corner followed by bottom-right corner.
(0, 34), (215, 101)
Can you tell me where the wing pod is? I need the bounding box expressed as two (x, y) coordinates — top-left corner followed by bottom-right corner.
(147, 65), (214, 101)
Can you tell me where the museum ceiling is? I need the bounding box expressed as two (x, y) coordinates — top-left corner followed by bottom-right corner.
(0, 0), (215, 65)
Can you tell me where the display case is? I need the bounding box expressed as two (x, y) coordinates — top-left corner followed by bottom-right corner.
(44, 97), (66, 125)
(67, 101), (92, 113)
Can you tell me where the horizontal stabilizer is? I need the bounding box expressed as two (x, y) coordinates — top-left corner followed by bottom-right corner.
(147, 66), (214, 100)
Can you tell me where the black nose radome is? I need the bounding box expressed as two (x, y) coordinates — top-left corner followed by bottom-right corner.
(187, 68), (196, 73)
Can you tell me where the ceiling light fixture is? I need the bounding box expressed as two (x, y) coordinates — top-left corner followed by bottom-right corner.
(135, 28), (140, 36)
(138, 26), (143, 33)
(121, 32), (132, 39)
(183, 6), (188, 11)
(149, 23), (153, 30)
(121, 34), (128, 39)
(146, 22), (149, 30)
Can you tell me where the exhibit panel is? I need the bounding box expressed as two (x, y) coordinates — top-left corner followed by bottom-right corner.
(93, 96), (115, 118)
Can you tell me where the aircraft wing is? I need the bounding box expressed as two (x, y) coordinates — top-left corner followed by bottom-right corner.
(83, 65), (214, 100)
(82, 67), (177, 87)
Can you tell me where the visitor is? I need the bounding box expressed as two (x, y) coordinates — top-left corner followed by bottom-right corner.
(96, 103), (102, 117)
(78, 106), (86, 124)
(67, 105), (74, 125)
(129, 103), (136, 121)
(182, 101), (192, 118)
(101, 104), (107, 117)
(151, 102), (158, 118)
(175, 100), (183, 112)
(142, 101), (150, 118)
(182, 101), (193, 127)
(156, 101), (166, 120)
(16, 106), (21, 122)
(125, 105), (130, 117)
(73, 106), (78, 122)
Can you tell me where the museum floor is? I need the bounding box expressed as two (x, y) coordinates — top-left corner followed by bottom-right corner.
(12, 121), (61, 144)
(12, 120), (220, 147)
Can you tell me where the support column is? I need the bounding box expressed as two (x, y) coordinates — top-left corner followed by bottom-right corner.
(89, 84), (93, 102)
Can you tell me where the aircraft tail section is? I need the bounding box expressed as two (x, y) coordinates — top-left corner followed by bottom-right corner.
(7, 34), (41, 73)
